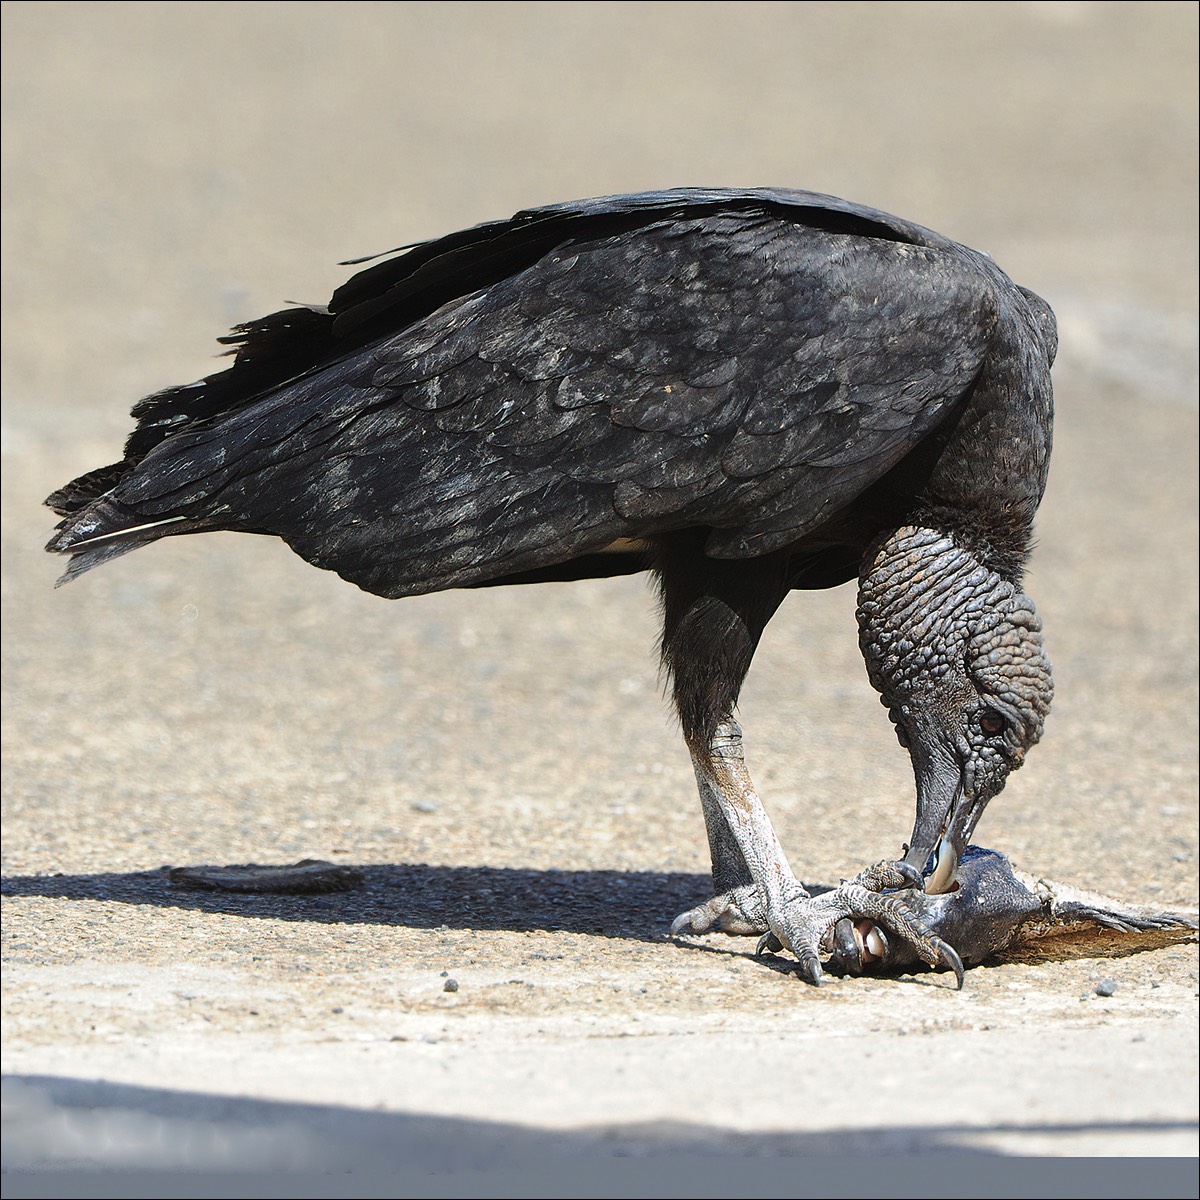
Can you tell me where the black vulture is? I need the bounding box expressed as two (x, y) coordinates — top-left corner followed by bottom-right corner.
(46, 187), (1061, 985)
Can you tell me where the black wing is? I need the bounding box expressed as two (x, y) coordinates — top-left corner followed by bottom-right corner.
(47, 193), (1000, 595)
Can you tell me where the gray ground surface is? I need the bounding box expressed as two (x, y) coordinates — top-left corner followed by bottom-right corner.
(2, 1), (1197, 1185)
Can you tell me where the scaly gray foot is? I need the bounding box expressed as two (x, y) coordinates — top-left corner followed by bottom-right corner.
(674, 859), (963, 987)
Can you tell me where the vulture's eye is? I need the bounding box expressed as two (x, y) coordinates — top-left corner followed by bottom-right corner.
(979, 709), (1008, 737)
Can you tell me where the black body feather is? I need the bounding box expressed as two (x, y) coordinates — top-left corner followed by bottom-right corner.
(46, 187), (1056, 745)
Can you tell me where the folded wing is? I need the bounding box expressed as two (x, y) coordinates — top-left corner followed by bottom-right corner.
(48, 197), (998, 596)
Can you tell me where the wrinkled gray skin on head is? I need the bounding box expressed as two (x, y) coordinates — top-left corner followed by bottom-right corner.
(857, 526), (1053, 892)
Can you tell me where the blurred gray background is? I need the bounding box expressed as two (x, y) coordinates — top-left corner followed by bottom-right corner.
(3, 0), (1197, 1181)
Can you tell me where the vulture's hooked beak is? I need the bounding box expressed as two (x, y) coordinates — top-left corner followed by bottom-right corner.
(902, 750), (987, 896)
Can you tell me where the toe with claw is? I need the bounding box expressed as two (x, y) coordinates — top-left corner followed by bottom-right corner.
(671, 883), (769, 938)
(752, 864), (963, 988)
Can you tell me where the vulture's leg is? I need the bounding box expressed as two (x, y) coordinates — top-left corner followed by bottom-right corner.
(656, 537), (785, 938)
(656, 539), (962, 985)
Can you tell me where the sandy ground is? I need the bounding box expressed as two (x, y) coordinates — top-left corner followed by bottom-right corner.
(2, 2), (1197, 1192)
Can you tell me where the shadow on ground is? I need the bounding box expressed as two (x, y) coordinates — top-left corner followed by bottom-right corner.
(2, 1075), (1197, 1199)
(0, 864), (710, 940)
(5, 864), (1194, 969)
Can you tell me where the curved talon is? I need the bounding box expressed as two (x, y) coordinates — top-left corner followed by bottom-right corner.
(831, 918), (863, 976)
(756, 931), (783, 957)
(795, 948), (824, 986)
(936, 939), (965, 989)
(670, 911), (698, 937)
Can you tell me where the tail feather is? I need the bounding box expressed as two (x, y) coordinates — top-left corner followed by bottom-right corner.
(45, 461), (130, 517)
(46, 494), (210, 586)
